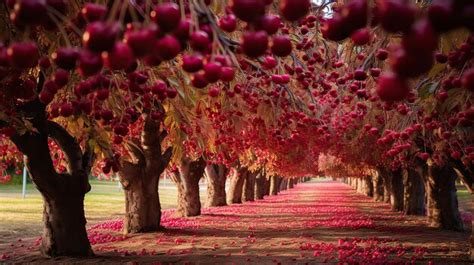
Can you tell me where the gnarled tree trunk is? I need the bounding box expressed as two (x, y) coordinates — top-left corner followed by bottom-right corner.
(425, 161), (463, 231)
(205, 164), (229, 207)
(390, 169), (404, 212)
(12, 118), (94, 257)
(270, 175), (280, 195)
(227, 166), (248, 204)
(172, 157), (206, 217)
(403, 168), (425, 215)
(120, 115), (172, 233)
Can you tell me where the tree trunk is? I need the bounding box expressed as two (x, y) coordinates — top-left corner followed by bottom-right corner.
(172, 157), (206, 217)
(254, 172), (266, 200)
(11, 118), (94, 257)
(356, 178), (363, 193)
(41, 192), (93, 257)
(288, 178), (295, 189)
(242, 170), (256, 202)
(363, 177), (374, 197)
(270, 175), (279, 195)
(119, 115), (172, 233)
(263, 175), (271, 196)
(379, 168), (392, 203)
(176, 179), (201, 217)
(372, 172), (384, 202)
(403, 168), (425, 215)
(123, 176), (161, 233)
(425, 162), (464, 231)
(417, 165), (433, 220)
(205, 164), (228, 207)
(390, 169), (404, 212)
(227, 167), (248, 204)
(279, 178), (288, 192)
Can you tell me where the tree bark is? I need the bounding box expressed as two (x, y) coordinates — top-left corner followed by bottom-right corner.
(242, 170), (257, 202)
(279, 178), (288, 192)
(348, 178), (354, 189)
(425, 161), (464, 231)
(11, 120), (94, 257)
(41, 192), (92, 256)
(379, 168), (392, 203)
(172, 157), (206, 217)
(119, 115), (172, 233)
(263, 174), (271, 196)
(270, 175), (279, 195)
(363, 177), (374, 197)
(205, 164), (228, 207)
(372, 172), (384, 202)
(123, 175), (161, 233)
(390, 168), (404, 212)
(227, 166), (248, 204)
(288, 178), (295, 189)
(403, 168), (425, 215)
(254, 172), (266, 200)
(416, 164), (433, 220)
(356, 178), (363, 193)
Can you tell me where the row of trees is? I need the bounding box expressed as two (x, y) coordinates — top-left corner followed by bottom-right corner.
(340, 164), (465, 231)
(0, 0), (472, 258)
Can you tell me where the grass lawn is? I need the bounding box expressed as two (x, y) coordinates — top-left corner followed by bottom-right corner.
(0, 179), (207, 243)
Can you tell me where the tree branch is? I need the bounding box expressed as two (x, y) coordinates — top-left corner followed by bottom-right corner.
(82, 142), (95, 175)
(162, 146), (173, 167)
(125, 139), (146, 167)
(47, 121), (84, 174)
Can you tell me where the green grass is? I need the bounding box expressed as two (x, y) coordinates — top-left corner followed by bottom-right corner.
(456, 188), (471, 199)
(0, 179), (207, 242)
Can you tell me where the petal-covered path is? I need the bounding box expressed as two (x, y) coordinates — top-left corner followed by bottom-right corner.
(1, 180), (471, 264)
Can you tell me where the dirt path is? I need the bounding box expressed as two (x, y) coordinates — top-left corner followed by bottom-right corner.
(0, 181), (471, 264)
